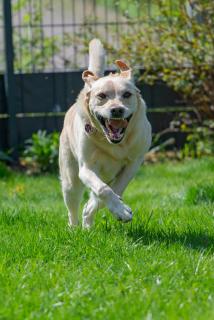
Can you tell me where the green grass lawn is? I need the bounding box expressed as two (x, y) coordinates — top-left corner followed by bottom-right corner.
(0, 158), (214, 320)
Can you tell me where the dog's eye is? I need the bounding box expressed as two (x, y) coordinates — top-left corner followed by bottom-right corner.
(97, 93), (107, 100)
(123, 91), (132, 98)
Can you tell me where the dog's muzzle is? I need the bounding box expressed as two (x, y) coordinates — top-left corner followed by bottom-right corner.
(95, 113), (132, 144)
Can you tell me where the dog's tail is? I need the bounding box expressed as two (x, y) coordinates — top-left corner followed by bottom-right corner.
(88, 39), (105, 77)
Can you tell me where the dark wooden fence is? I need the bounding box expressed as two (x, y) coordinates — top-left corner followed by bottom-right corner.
(0, 0), (190, 155)
(0, 71), (188, 152)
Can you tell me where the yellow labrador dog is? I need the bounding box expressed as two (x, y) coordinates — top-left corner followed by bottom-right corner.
(59, 39), (151, 228)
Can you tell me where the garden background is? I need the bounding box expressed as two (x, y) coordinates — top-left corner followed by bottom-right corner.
(0, 1), (213, 319)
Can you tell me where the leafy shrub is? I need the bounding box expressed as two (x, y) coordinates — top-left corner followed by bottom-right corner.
(0, 162), (11, 178)
(170, 113), (214, 158)
(0, 151), (13, 163)
(182, 120), (214, 158)
(21, 130), (59, 174)
(110, 1), (214, 118)
(79, 1), (214, 158)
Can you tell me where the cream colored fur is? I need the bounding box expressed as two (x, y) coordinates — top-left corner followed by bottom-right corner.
(59, 39), (152, 228)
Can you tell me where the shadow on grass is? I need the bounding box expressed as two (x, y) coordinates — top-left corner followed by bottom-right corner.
(127, 225), (214, 253)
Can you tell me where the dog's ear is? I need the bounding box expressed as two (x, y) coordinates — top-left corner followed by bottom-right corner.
(115, 60), (132, 80)
(82, 70), (98, 87)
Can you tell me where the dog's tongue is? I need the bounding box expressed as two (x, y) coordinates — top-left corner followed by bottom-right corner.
(108, 119), (128, 129)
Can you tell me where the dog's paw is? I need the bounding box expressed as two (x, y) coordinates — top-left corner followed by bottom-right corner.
(82, 216), (93, 229)
(108, 197), (133, 222)
(116, 203), (133, 222)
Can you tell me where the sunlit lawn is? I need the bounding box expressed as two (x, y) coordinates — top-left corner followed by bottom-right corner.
(0, 157), (214, 319)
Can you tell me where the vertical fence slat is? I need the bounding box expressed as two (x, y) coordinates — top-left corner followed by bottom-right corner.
(3, 0), (17, 156)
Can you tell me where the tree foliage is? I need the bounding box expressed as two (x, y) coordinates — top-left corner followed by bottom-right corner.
(13, 0), (61, 72)
(108, 0), (214, 118)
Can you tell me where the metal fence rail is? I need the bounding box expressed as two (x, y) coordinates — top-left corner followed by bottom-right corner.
(0, 0), (187, 154)
(1, 0), (179, 73)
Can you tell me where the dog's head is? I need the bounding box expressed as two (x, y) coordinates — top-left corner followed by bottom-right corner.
(82, 60), (140, 144)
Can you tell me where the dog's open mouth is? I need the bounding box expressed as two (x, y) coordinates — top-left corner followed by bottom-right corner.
(96, 114), (132, 144)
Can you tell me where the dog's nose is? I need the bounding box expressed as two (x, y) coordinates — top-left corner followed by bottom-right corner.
(111, 107), (124, 118)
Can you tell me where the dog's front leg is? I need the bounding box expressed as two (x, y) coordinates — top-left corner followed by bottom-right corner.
(79, 165), (132, 222)
(112, 157), (143, 196)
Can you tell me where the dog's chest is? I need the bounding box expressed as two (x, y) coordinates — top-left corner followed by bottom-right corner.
(88, 148), (130, 183)
(99, 158), (126, 182)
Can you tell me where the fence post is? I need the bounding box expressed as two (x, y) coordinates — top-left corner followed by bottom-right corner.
(3, 0), (18, 157)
